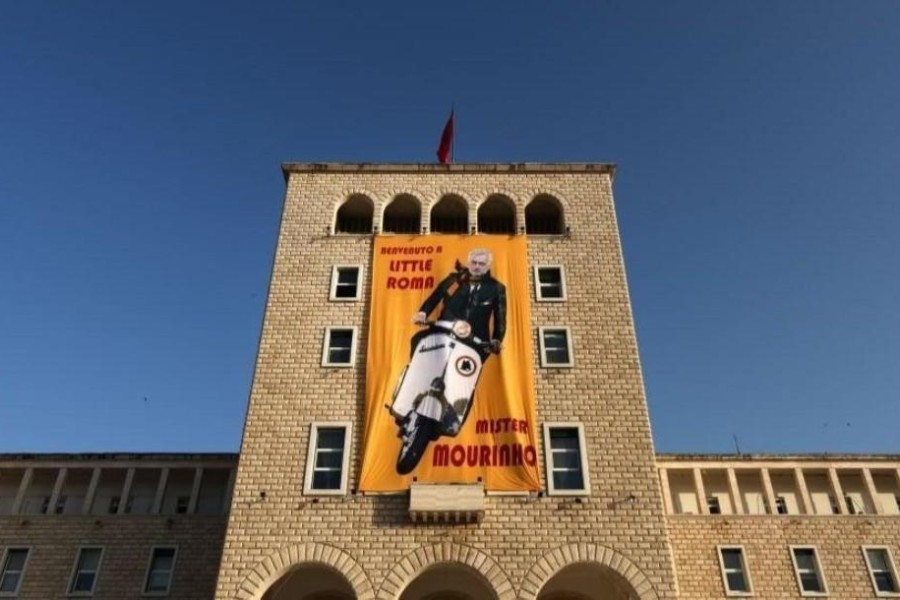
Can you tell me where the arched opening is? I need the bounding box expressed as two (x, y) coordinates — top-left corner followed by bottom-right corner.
(399, 563), (498, 600)
(525, 194), (565, 235)
(383, 194), (422, 234)
(430, 194), (469, 233)
(335, 194), (374, 234)
(537, 562), (640, 600)
(262, 563), (356, 600)
(477, 195), (515, 234)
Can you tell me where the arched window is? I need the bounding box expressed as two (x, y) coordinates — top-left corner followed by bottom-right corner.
(334, 194), (374, 234)
(477, 194), (516, 234)
(383, 194), (422, 234)
(430, 194), (469, 233)
(525, 194), (565, 235)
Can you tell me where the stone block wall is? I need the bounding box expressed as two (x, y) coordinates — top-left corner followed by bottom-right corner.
(215, 164), (679, 599)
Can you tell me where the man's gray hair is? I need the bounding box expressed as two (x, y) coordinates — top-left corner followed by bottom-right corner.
(468, 248), (493, 264)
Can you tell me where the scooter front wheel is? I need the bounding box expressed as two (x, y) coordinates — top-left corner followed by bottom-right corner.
(396, 413), (439, 475)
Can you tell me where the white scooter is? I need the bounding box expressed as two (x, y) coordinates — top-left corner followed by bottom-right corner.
(389, 319), (497, 475)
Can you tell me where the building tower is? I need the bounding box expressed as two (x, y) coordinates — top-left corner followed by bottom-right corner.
(214, 163), (679, 600)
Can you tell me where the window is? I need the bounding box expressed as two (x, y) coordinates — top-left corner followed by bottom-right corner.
(525, 194), (565, 235)
(0, 548), (29, 595)
(775, 496), (788, 514)
(863, 546), (900, 596)
(845, 494), (864, 515)
(707, 496), (722, 514)
(790, 546), (828, 595)
(334, 194), (374, 234)
(542, 423), (589, 495)
(108, 496), (120, 514)
(69, 547), (103, 595)
(534, 266), (566, 301)
(330, 266), (362, 301)
(175, 496), (190, 515)
(538, 327), (574, 367)
(144, 547), (177, 595)
(321, 327), (357, 367)
(717, 546), (752, 595)
(304, 423), (352, 495)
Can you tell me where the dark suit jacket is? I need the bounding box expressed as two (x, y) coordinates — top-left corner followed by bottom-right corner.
(419, 270), (507, 344)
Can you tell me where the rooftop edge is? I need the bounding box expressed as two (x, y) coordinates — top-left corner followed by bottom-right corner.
(280, 162), (616, 180)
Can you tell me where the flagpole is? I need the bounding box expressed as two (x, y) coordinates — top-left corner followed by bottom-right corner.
(451, 103), (455, 163)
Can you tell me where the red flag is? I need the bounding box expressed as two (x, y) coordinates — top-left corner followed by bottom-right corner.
(436, 110), (454, 164)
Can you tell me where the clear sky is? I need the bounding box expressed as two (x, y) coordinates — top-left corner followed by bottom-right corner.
(2, 1), (899, 455)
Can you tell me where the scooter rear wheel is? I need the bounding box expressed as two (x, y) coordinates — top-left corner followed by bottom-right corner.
(396, 414), (438, 475)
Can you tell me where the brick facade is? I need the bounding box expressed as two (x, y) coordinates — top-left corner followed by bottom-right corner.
(213, 164), (679, 600)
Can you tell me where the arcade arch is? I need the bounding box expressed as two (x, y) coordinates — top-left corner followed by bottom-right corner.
(383, 194), (422, 234)
(477, 194), (516, 234)
(430, 194), (469, 233)
(520, 544), (656, 600)
(263, 564), (356, 600)
(525, 194), (565, 235)
(335, 194), (375, 234)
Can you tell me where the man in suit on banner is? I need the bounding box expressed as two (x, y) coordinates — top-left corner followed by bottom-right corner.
(413, 248), (507, 360)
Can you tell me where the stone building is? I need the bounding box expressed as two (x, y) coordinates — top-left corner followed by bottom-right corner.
(2, 163), (898, 599)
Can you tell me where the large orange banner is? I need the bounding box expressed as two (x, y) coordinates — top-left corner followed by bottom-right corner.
(358, 234), (541, 491)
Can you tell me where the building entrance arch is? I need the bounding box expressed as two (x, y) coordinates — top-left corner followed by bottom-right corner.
(537, 562), (640, 600)
(262, 563), (356, 600)
(234, 542), (375, 600)
(520, 544), (657, 600)
(399, 562), (498, 600)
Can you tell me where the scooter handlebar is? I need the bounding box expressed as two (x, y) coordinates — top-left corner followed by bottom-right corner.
(415, 320), (500, 353)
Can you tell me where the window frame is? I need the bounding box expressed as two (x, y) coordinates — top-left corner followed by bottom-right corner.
(717, 545), (753, 596)
(303, 422), (353, 496)
(789, 545), (829, 597)
(542, 422), (590, 496)
(321, 327), (358, 367)
(862, 546), (900, 597)
(533, 265), (567, 302)
(67, 546), (104, 596)
(538, 326), (574, 368)
(329, 265), (363, 302)
(142, 546), (178, 596)
(0, 547), (31, 597)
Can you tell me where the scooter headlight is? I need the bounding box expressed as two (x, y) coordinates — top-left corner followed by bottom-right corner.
(451, 320), (472, 338)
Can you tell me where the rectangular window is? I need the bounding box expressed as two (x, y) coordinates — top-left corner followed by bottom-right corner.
(776, 496), (788, 515)
(304, 423), (352, 495)
(108, 495), (120, 514)
(718, 546), (752, 595)
(175, 496), (190, 515)
(707, 496), (722, 514)
(845, 494), (864, 515)
(863, 546), (900, 595)
(539, 327), (574, 367)
(144, 547), (177, 595)
(330, 266), (362, 301)
(534, 266), (566, 301)
(69, 547), (103, 595)
(0, 548), (29, 595)
(790, 546), (827, 595)
(542, 423), (589, 495)
(321, 327), (357, 367)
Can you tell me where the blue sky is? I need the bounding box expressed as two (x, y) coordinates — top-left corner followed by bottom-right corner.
(2, 1), (899, 454)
